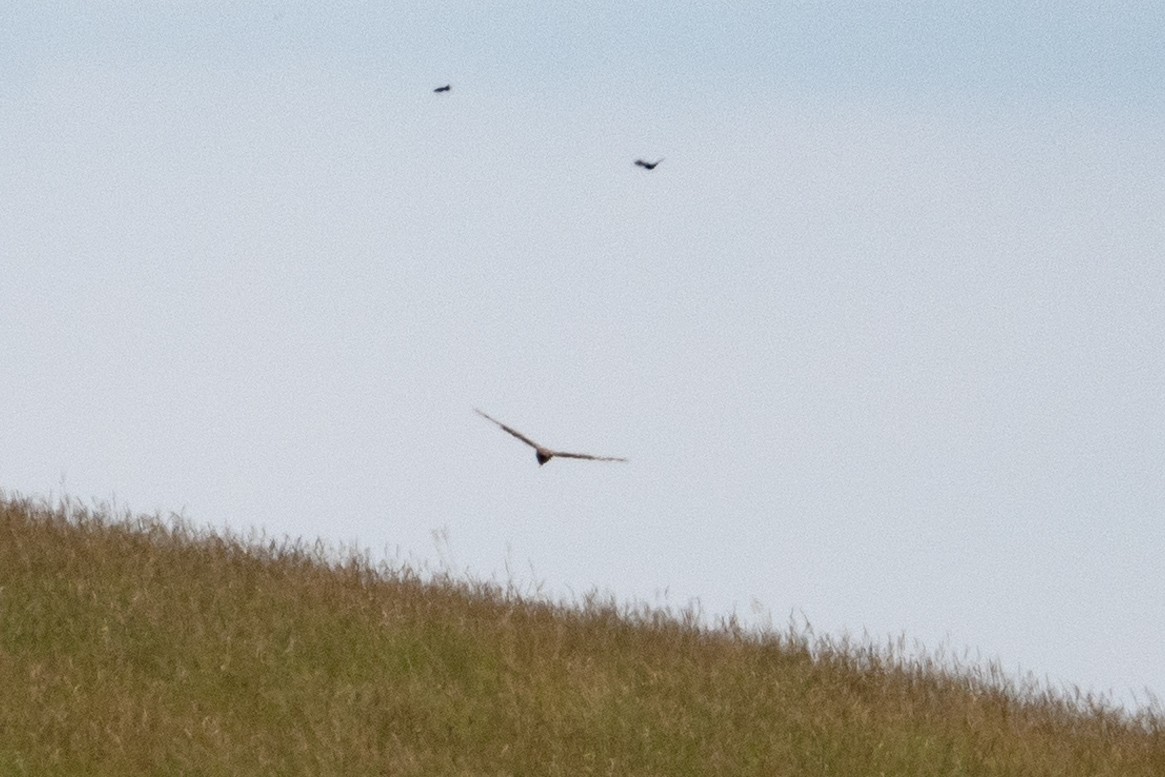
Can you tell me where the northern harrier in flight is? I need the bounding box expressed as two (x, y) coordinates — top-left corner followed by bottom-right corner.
(634, 158), (663, 170)
(433, 84), (451, 93)
(475, 409), (627, 466)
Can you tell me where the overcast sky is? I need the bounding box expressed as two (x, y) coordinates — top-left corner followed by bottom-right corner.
(3, 3), (1164, 709)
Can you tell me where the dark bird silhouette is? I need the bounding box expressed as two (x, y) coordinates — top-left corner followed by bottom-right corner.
(634, 158), (663, 170)
(433, 84), (451, 93)
(475, 409), (627, 466)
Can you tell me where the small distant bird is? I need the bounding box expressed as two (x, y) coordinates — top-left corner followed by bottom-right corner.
(634, 158), (664, 170)
(475, 409), (627, 467)
(433, 84), (451, 93)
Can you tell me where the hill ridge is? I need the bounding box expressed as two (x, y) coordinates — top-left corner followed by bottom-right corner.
(2, 492), (1162, 775)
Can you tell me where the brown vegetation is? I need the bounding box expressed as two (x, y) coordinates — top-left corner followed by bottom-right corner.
(1, 493), (1161, 775)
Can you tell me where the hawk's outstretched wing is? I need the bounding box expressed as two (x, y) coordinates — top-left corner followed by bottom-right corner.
(551, 451), (628, 463)
(474, 408), (543, 450)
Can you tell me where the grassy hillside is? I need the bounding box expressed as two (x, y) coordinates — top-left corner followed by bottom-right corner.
(1, 494), (1161, 776)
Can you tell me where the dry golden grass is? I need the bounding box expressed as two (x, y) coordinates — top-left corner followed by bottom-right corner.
(1, 492), (1162, 775)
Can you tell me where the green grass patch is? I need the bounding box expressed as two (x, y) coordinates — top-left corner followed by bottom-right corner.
(1, 492), (1161, 775)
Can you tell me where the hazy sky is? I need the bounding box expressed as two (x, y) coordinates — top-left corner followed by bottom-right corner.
(4, 3), (1164, 708)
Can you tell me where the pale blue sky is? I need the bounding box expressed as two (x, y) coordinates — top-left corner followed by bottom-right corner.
(3, 3), (1164, 709)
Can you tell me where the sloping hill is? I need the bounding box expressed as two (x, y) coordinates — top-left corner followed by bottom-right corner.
(1, 493), (1161, 775)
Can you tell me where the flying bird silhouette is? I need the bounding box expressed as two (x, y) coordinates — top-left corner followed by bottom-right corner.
(634, 158), (663, 170)
(475, 409), (627, 466)
(433, 84), (451, 93)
